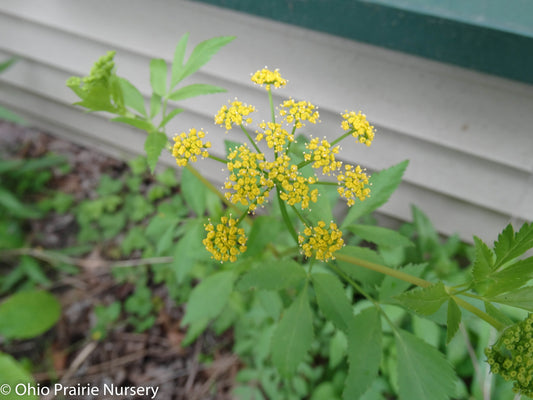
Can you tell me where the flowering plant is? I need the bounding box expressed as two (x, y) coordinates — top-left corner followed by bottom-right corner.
(68, 35), (533, 399)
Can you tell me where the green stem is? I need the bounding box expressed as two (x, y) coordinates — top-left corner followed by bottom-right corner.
(452, 296), (505, 331)
(268, 88), (276, 123)
(290, 205), (312, 227)
(208, 154), (228, 164)
(335, 253), (433, 288)
(240, 124), (262, 154)
(330, 129), (355, 146)
(276, 187), (299, 244)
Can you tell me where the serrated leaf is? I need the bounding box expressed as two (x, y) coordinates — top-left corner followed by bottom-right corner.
(346, 224), (414, 249)
(237, 260), (307, 291)
(112, 116), (155, 132)
(489, 286), (533, 311)
(342, 160), (408, 227)
(379, 263), (427, 302)
(396, 282), (449, 316)
(343, 307), (382, 400)
(271, 287), (313, 376)
(150, 58), (168, 97)
(168, 83), (226, 102)
(471, 236), (494, 284)
(446, 299), (461, 343)
(175, 36), (235, 84)
(182, 270), (235, 326)
(484, 256), (533, 297)
(484, 302), (513, 328)
(0, 291), (60, 340)
(493, 222), (533, 269)
(170, 33), (189, 88)
(181, 166), (207, 216)
(395, 329), (456, 400)
(312, 273), (353, 332)
(144, 132), (168, 173)
(0, 352), (37, 400)
(118, 77), (146, 116)
(336, 246), (386, 292)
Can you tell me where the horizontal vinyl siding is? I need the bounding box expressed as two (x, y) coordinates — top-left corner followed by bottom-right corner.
(0, 0), (532, 243)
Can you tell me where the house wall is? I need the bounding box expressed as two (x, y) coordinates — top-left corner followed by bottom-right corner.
(0, 0), (532, 243)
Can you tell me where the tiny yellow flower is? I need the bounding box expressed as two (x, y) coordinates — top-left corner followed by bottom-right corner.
(304, 137), (342, 175)
(224, 144), (271, 211)
(341, 111), (375, 146)
(251, 68), (287, 90)
(337, 164), (371, 206)
(172, 128), (211, 167)
(298, 221), (344, 261)
(256, 122), (294, 153)
(280, 99), (320, 128)
(215, 99), (255, 130)
(203, 216), (247, 263)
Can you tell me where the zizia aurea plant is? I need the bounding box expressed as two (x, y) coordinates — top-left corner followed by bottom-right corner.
(69, 36), (533, 399)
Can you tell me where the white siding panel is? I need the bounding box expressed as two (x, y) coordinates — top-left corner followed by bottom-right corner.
(0, 0), (532, 243)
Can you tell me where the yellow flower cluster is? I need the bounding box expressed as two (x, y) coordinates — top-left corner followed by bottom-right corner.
(341, 111), (375, 146)
(224, 145), (269, 211)
(256, 122), (294, 153)
(485, 314), (533, 397)
(172, 128), (211, 166)
(251, 68), (287, 90)
(280, 99), (320, 128)
(304, 138), (342, 175)
(337, 164), (371, 206)
(215, 100), (255, 130)
(203, 216), (247, 263)
(298, 221), (344, 261)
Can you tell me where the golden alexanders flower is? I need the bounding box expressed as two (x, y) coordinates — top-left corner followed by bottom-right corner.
(298, 221), (344, 261)
(224, 144), (270, 211)
(251, 68), (287, 90)
(341, 111), (375, 146)
(215, 100), (255, 130)
(172, 128), (211, 167)
(485, 314), (533, 397)
(280, 99), (320, 128)
(337, 164), (371, 206)
(304, 137), (342, 175)
(256, 122), (294, 153)
(203, 216), (247, 263)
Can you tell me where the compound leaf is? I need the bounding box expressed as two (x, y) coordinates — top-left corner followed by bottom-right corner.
(144, 132), (168, 173)
(396, 282), (449, 316)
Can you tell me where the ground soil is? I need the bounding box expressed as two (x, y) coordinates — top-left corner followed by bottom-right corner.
(0, 121), (239, 400)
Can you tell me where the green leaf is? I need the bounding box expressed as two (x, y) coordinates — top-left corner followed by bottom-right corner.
(489, 286), (533, 311)
(150, 93), (162, 118)
(118, 77), (146, 116)
(244, 216), (283, 258)
(172, 219), (206, 283)
(175, 36), (235, 84)
(112, 116), (155, 132)
(484, 256), (533, 296)
(237, 259), (307, 291)
(0, 187), (42, 219)
(144, 132), (168, 173)
(484, 302), (513, 327)
(182, 270), (235, 326)
(471, 236), (494, 285)
(446, 299), (461, 343)
(395, 329), (456, 400)
(0, 352), (37, 400)
(346, 224), (414, 249)
(312, 273), (353, 332)
(493, 222), (533, 269)
(0, 290), (60, 340)
(0, 105), (25, 124)
(159, 107), (184, 128)
(343, 307), (382, 400)
(150, 58), (168, 97)
(181, 166), (207, 216)
(342, 160), (408, 227)
(336, 246), (386, 291)
(379, 263), (427, 302)
(170, 33), (189, 88)
(396, 282), (449, 316)
(271, 287), (313, 376)
(0, 57), (17, 73)
(167, 83), (226, 102)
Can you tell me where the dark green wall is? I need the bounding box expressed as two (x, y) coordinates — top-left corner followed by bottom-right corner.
(193, 0), (533, 85)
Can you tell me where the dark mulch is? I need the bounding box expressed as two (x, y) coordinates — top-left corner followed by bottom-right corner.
(0, 121), (239, 400)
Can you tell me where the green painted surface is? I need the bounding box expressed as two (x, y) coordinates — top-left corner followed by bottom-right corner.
(194, 0), (533, 85)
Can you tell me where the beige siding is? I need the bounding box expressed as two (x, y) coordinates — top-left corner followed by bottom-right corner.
(0, 0), (532, 243)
